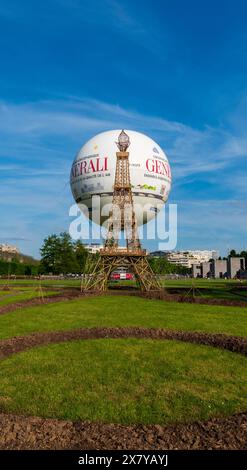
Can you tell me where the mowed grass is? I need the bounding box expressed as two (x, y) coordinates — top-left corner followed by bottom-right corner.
(1, 278), (246, 289)
(0, 296), (247, 340)
(0, 279), (81, 288)
(0, 287), (57, 306)
(0, 338), (246, 424)
(1, 295), (247, 426)
(1, 278), (247, 302)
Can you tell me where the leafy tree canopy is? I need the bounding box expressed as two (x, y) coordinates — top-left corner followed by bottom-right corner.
(40, 233), (88, 274)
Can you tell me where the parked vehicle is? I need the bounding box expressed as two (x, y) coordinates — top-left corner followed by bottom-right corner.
(110, 271), (134, 281)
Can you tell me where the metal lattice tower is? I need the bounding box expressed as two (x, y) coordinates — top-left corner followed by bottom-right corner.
(82, 130), (162, 293)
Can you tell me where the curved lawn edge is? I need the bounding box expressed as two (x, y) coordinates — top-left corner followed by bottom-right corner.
(1, 290), (247, 317)
(0, 410), (246, 450)
(0, 326), (247, 359)
(0, 290), (86, 315)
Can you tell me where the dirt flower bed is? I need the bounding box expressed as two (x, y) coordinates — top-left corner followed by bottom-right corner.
(0, 411), (246, 450)
(0, 326), (246, 360)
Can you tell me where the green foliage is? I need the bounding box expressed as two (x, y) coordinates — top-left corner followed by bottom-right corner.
(240, 251), (247, 265)
(229, 249), (247, 260)
(40, 234), (61, 274)
(149, 256), (191, 275)
(0, 259), (39, 276)
(74, 240), (88, 272)
(40, 232), (88, 274)
(228, 249), (247, 267)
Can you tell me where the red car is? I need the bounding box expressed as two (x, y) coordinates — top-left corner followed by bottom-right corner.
(111, 272), (134, 280)
(126, 273), (133, 280)
(111, 273), (120, 280)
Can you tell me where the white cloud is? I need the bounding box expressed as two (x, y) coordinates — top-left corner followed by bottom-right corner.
(1, 96), (247, 177)
(0, 95), (246, 256)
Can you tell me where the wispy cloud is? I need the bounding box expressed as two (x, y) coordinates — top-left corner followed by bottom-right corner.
(1, 96), (247, 177)
(0, 95), (246, 256)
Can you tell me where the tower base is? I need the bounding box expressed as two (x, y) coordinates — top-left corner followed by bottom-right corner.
(82, 248), (162, 293)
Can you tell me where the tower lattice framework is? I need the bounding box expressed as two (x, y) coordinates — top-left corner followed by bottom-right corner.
(82, 130), (162, 293)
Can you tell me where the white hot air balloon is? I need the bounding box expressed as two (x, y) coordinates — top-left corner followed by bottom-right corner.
(70, 129), (172, 226)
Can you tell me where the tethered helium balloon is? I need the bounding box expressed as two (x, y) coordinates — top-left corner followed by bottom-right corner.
(70, 129), (172, 226)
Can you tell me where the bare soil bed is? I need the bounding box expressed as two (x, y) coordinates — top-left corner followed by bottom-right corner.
(0, 410), (246, 450)
(0, 326), (246, 360)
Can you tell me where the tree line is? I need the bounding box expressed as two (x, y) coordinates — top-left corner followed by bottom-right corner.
(148, 256), (190, 275)
(39, 232), (88, 274)
(39, 233), (191, 275)
(0, 233), (88, 276)
(0, 258), (39, 276)
(1, 233), (244, 277)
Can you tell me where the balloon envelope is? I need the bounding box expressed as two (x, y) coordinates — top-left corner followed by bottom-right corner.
(70, 129), (172, 226)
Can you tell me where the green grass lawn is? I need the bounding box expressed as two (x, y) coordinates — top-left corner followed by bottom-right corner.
(0, 279), (81, 287)
(1, 278), (247, 302)
(0, 338), (246, 424)
(1, 278), (246, 288)
(1, 295), (247, 426)
(0, 288), (57, 306)
(0, 296), (247, 340)
(163, 279), (247, 288)
(199, 290), (247, 301)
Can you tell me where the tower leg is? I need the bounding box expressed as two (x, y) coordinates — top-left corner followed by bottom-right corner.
(82, 255), (118, 292)
(129, 256), (161, 292)
(81, 253), (162, 293)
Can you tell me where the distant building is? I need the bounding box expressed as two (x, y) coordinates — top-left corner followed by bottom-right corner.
(192, 264), (202, 278)
(150, 250), (219, 268)
(211, 259), (228, 278)
(149, 250), (166, 258)
(192, 257), (246, 279)
(227, 257), (245, 278)
(84, 243), (104, 254)
(0, 244), (19, 255)
(202, 262), (212, 278)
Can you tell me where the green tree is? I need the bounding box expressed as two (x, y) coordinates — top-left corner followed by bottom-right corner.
(40, 233), (89, 274)
(74, 240), (88, 273)
(40, 234), (61, 274)
(149, 256), (190, 275)
(59, 232), (79, 274)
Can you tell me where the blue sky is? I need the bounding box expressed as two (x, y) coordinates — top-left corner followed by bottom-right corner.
(0, 0), (247, 258)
